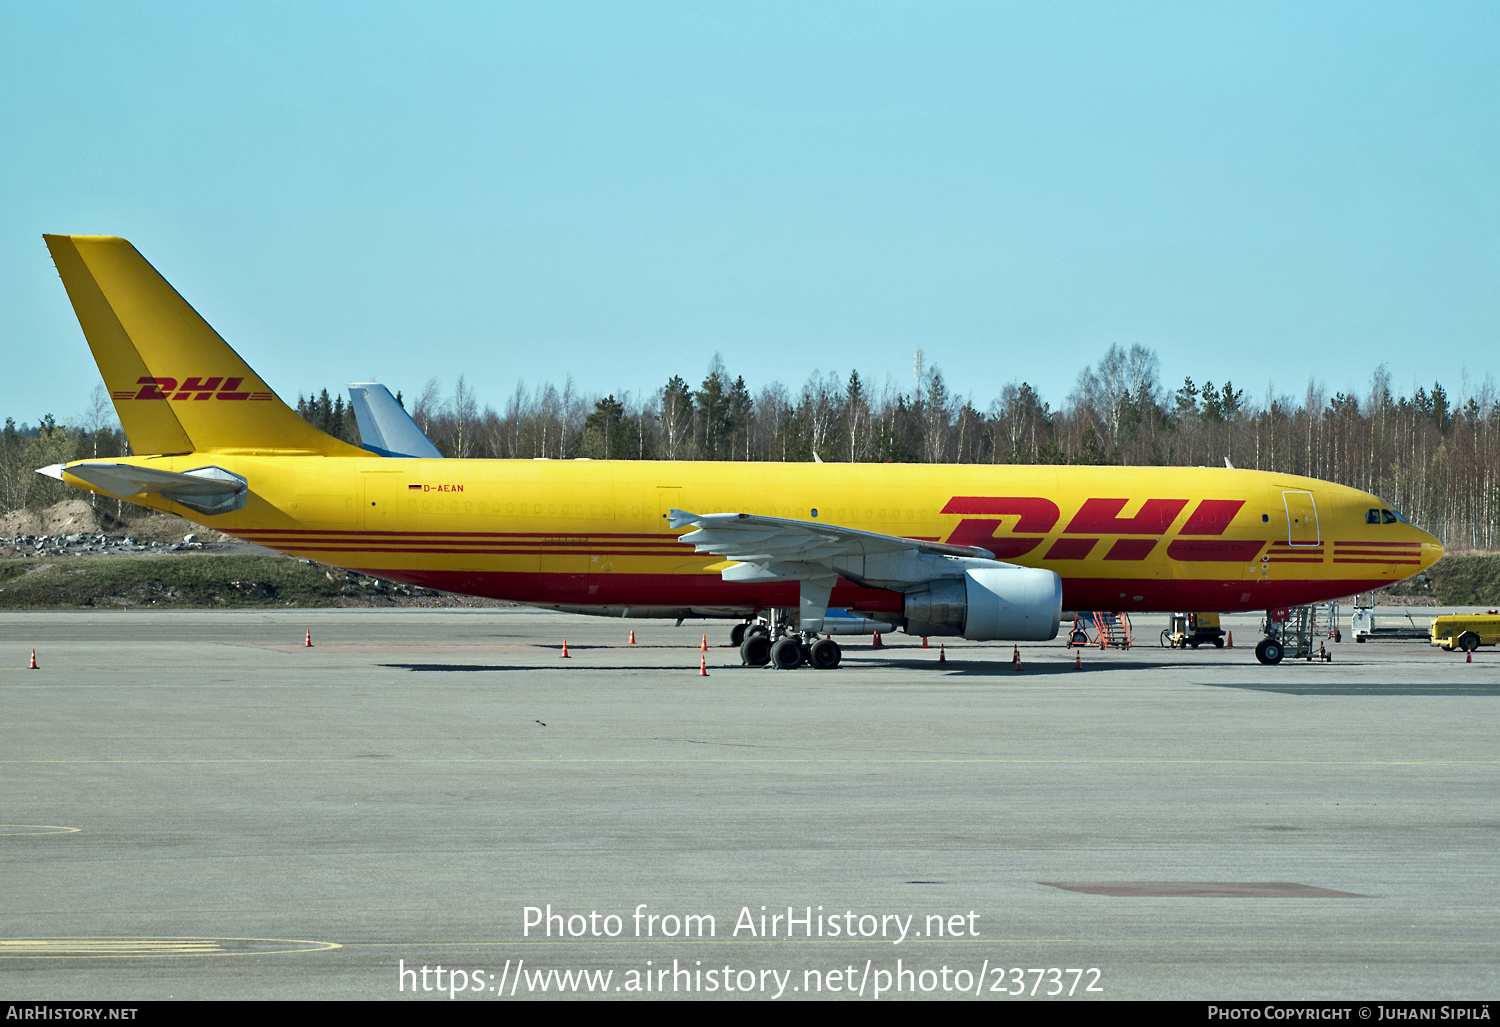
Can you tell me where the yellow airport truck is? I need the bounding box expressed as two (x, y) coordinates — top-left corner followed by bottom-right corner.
(1429, 612), (1500, 653)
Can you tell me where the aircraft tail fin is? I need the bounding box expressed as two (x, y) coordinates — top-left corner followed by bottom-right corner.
(44, 235), (363, 457)
(347, 383), (444, 459)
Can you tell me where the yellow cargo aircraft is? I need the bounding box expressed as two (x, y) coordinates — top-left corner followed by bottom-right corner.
(39, 235), (1443, 667)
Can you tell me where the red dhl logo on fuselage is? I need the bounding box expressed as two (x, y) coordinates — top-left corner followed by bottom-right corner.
(110, 377), (274, 401)
(943, 496), (1306, 563)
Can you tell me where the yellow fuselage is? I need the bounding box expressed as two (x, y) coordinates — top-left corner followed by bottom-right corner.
(78, 455), (1443, 615)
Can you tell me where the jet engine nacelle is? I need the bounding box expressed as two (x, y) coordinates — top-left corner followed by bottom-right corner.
(902, 567), (1062, 641)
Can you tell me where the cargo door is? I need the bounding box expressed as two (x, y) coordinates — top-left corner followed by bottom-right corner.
(361, 470), (402, 532)
(657, 486), (703, 575)
(656, 487), (682, 528)
(1283, 490), (1320, 546)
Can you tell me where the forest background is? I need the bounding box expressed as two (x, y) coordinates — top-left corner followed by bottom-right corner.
(4, 343), (1495, 552)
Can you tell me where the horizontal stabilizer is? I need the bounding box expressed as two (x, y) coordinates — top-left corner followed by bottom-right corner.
(347, 383), (443, 459)
(43, 461), (248, 516)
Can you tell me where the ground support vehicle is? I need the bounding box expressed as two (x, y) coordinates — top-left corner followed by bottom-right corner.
(1160, 612), (1225, 649)
(1351, 597), (1430, 643)
(1429, 612), (1500, 653)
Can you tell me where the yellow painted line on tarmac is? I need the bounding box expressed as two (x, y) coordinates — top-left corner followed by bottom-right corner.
(0, 824), (79, 835)
(0, 937), (340, 958)
(0, 757), (1495, 767)
(336, 935), (1500, 948)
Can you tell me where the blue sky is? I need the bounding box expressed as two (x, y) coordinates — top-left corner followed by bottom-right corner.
(2, 1), (1496, 427)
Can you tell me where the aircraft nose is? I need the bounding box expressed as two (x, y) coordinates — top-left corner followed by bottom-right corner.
(1417, 528), (1444, 571)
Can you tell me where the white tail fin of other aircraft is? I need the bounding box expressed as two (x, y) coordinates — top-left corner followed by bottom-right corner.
(347, 383), (444, 459)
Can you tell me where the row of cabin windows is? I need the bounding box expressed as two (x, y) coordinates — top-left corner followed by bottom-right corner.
(408, 498), (929, 523)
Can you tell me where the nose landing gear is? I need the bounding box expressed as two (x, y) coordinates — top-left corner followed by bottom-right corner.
(1254, 638), (1285, 665)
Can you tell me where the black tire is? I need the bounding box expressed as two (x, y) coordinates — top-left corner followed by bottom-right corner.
(1188, 640), (1200, 649)
(808, 638), (841, 670)
(1160, 630), (1171, 648)
(740, 635), (771, 667)
(729, 623), (747, 647)
(1334, 630), (1342, 643)
(745, 623), (771, 642)
(1459, 632), (1480, 653)
(1071, 630), (1089, 646)
(1255, 638), (1285, 665)
(1212, 638), (1224, 649)
(770, 637), (804, 670)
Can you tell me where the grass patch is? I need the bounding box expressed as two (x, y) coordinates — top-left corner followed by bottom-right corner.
(1387, 553), (1500, 605)
(0, 555), (342, 609)
(1428, 554), (1500, 605)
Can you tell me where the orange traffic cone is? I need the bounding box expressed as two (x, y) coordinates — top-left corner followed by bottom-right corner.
(1074, 649), (1082, 670)
(938, 644), (946, 663)
(872, 631), (883, 648)
(305, 630), (313, 647)
(29, 648), (37, 669)
(1227, 631), (1234, 648)
(561, 639), (571, 658)
(701, 633), (708, 652)
(1011, 645), (1020, 666)
(1466, 650), (1472, 664)
(921, 636), (929, 649)
(699, 654), (709, 677)
(628, 630), (636, 645)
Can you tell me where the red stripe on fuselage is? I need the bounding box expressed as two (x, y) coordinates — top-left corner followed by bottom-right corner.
(332, 566), (1394, 615)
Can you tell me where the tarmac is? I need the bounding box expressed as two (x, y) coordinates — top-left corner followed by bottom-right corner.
(0, 607), (1495, 1001)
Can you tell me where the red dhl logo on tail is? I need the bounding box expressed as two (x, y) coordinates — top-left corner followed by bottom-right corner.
(942, 496), (1264, 562)
(110, 377), (274, 401)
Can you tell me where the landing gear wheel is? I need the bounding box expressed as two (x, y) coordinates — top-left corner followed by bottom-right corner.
(1459, 632), (1480, 653)
(740, 635), (772, 667)
(770, 637), (804, 670)
(745, 623), (771, 642)
(1255, 638), (1285, 665)
(808, 638), (842, 670)
(730, 623), (747, 647)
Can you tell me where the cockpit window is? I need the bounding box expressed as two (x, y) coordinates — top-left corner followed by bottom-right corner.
(1382, 509), (1399, 524)
(1367, 509), (1381, 524)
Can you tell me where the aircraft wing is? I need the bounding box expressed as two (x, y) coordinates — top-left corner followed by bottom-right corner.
(669, 509), (1001, 633)
(669, 510), (994, 562)
(40, 461), (248, 515)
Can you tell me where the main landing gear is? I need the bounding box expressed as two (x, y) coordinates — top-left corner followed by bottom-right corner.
(736, 614), (841, 670)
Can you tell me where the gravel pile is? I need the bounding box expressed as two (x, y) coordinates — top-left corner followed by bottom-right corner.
(0, 533), (209, 557)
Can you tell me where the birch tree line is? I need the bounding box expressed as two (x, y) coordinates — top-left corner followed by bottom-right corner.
(403, 344), (1500, 549)
(4, 348), (1498, 550)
